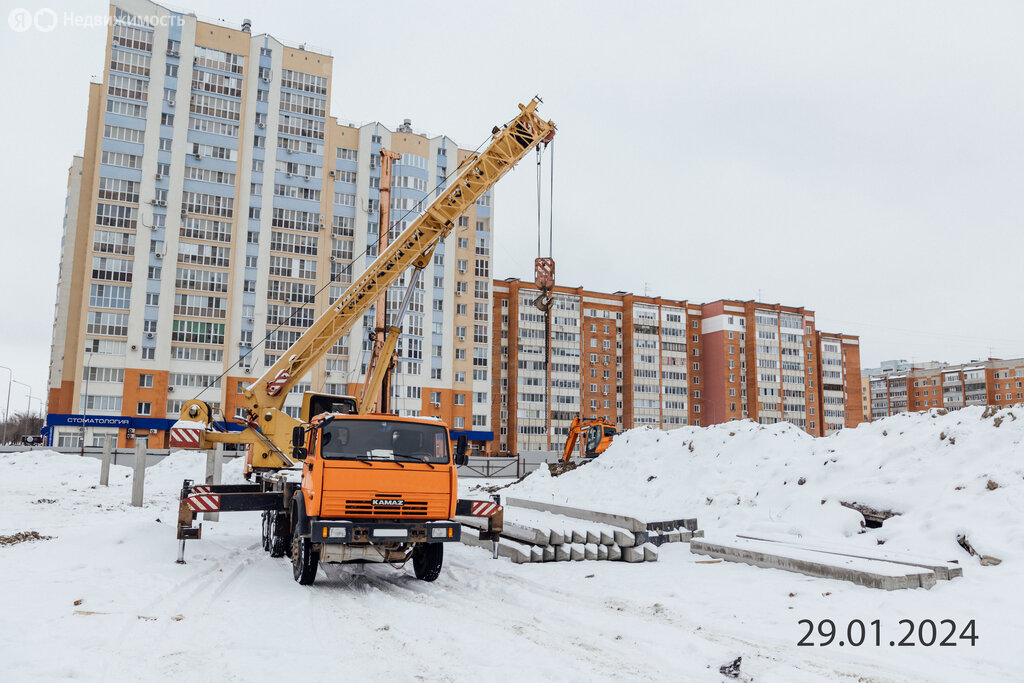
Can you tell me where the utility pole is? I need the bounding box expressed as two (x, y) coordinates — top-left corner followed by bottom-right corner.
(0, 365), (11, 444)
(12, 380), (32, 437)
(81, 353), (92, 456)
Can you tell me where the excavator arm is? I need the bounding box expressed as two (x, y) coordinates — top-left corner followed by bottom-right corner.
(172, 99), (556, 467)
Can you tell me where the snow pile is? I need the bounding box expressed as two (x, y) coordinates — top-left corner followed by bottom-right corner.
(508, 406), (1024, 563)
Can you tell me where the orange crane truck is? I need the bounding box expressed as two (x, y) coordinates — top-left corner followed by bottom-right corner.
(171, 100), (555, 584)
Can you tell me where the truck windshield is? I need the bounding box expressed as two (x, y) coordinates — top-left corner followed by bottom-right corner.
(320, 419), (450, 464)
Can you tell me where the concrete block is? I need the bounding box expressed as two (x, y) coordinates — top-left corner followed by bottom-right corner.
(571, 530), (587, 544)
(613, 530), (635, 548)
(643, 543), (658, 562)
(555, 546), (570, 562)
(543, 546), (556, 562)
(608, 545), (622, 561)
(600, 531), (615, 546)
(597, 545), (609, 560)
(585, 544), (598, 561)
(570, 544), (585, 561)
(460, 528), (531, 564)
(502, 522), (550, 546)
(667, 531), (682, 543)
(549, 529), (565, 545)
(507, 497), (647, 532)
(646, 518), (698, 532)
(621, 546), (644, 563)
(586, 530), (601, 545)
(530, 547), (544, 563)
(690, 538), (937, 591)
(735, 533), (963, 581)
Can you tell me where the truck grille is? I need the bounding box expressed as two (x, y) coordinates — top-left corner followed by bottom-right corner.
(344, 499), (429, 517)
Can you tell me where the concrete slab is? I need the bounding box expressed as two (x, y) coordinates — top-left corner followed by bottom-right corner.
(613, 530), (636, 548)
(608, 545), (622, 561)
(501, 521), (550, 546)
(506, 497), (647, 532)
(643, 543), (658, 562)
(585, 544), (599, 561)
(599, 531), (615, 546)
(571, 530), (587, 544)
(570, 544), (585, 561)
(586, 530), (601, 545)
(542, 546), (556, 562)
(691, 537), (937, 590)
(555, 546), (570, 562)
(597, 545), (609, 560)
(621, 546), (644, 563)
(549, 529), (565, 545)
(735, 533), (963, 580)
(530, 547), (544, 563)
(667, 531), (682, 543)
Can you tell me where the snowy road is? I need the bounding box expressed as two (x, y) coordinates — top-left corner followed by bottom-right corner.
(0, 449), (1015, 682)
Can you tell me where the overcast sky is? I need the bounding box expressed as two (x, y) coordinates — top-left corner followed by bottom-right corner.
(2, 0), (1023, 412)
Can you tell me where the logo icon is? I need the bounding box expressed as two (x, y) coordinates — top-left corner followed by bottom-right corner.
(372, 499), (404, 507)
(8, 8), (32, 32)
(34, 8), (57, 32)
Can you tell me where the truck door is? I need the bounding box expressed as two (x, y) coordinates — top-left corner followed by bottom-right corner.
(302, 427), (325, 516)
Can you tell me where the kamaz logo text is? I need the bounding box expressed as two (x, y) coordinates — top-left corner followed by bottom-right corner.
(372, 499), (404, 506)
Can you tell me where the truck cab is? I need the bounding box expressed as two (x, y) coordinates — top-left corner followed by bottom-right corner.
(280, 412), (467, 584)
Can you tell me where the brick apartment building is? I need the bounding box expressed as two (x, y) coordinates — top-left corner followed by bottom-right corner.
(868, 358), (1024, 419)
(492, 278), (863, 455)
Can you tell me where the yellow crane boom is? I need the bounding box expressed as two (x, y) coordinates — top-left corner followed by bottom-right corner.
(172, 99), (556, 469)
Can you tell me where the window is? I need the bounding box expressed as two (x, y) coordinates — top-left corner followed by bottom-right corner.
(139, 374), (154, 388)
(137, 402), (152, 416)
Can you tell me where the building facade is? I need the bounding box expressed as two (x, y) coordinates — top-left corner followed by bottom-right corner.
(868, 358), (1024, 419)
(46, 1), (495, 449)
(492, 280), (863, 454)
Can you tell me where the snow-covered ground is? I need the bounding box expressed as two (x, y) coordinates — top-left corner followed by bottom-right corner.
(2, 407), (1021, 681)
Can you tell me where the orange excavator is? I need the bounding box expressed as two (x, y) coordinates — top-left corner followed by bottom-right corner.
(561, 416), (617, 461)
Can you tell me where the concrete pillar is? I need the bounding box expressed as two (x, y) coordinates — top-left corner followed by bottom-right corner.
(99, 434), (113, 486)
(204, 443), (223, 522)
(130, 437), (147, 507)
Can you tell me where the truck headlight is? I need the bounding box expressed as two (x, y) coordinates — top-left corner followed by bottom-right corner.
(327, 527), (347, 538)
(430, 526), (450, 539)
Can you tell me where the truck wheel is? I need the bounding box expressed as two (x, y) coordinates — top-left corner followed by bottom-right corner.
(412, 543), (443, 582)
(292, 530), (319, 585)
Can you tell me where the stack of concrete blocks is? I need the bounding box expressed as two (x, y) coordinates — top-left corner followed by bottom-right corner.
(457, 497), (702, 565)
(690, 533), (964, 590)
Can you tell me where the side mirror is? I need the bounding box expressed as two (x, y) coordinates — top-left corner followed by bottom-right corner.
(292, 426), (305, 448)
(454, 435), (468, 466)
(292, 446), (307, 460)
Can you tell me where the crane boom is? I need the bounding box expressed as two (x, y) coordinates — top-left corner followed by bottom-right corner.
(249, 99), (555, 411)
(172, 99), (555, 469)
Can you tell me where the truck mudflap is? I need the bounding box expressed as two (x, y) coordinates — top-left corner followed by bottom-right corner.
(310, 520), (462, 544)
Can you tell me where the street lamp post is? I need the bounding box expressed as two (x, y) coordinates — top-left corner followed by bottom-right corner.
(12, 380), (33, 440)
(0, 365), (12, 445)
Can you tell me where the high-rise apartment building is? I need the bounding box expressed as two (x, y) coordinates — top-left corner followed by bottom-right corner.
(46, 1), (495, 449)
(868, 358), (1024, 419)
(492, 280), (862, 454)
